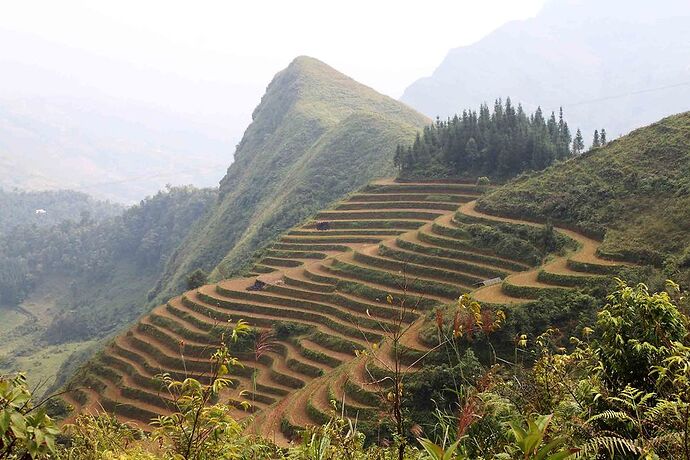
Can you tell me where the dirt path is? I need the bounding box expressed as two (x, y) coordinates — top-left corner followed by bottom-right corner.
(458, 200), (619, 304)
(459, 201), (618, 266)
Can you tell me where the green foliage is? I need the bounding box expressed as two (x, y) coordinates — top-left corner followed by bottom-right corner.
(4, 281), (690, 458)
(0, 190), (119, 306)
(477, 112), (690, 281)
(502, 415), (576, 459)
(418, 437), (465, 460)
(593, 279), (687, 392)
(185, 269), (208, 291)
(0, 373), (60, 458)
(1, 185), (216, 343)
(403, 353), (483, 430)
(0, 189), (121, 234)
(395, 99), (572, 179)
(476, 176), (491, 190)
(62, 412), (153, 459)
(287, 413), (416, 460)
(149, 320), (270, 460)
(273, 322), (314, 340)
(407, 281), (690, 459)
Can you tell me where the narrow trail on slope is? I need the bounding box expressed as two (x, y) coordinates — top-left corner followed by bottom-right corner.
(458, 200), (621, 304)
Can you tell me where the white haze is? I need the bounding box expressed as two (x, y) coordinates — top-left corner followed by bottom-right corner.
(0, 1), (545, 201)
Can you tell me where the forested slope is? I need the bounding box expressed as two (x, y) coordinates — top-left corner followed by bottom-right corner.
(0, 186), (216, 391)
(394, 99), (573, 179)
(0, 189), (121, 233)
(150, 56), (428, 301)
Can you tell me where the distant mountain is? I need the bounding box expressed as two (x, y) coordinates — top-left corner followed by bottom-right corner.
(0, 29), (242, 203)
(0, 97), (232, 203)
(401, 0), (690, 142)
(150, 56), (429, 301)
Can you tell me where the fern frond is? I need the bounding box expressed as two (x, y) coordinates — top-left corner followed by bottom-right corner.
(575, 436), (641, 458)
(645, 399), (681, 422)
(586, 410), (634, 425)
(646, 430), (683, 448)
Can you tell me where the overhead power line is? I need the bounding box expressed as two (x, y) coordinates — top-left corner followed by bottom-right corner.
(564, 80), (690, 108)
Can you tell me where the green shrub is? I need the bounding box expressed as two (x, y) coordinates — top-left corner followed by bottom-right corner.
(331, 259), (465, 299)
(353, 249), (480, 287)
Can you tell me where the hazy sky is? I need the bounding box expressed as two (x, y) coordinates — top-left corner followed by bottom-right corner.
(1, 0), (548, 198)
(2, 1), (546, 107)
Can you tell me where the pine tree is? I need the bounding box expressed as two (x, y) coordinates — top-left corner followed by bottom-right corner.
(600, 128), (607, 145)
(393, 145), (403, 170)
(573, 129), (585, 154)
(592, 130), (601, 148)
(465, 138), (479, 166)
(556, 107), (572, 159)
(396, 99), (574, 178)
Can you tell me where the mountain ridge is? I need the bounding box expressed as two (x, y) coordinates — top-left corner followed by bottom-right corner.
(150, 56), (429, 301)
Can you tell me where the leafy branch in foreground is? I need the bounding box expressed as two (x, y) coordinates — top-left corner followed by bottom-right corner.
(0, 373), (60, 459)
(150, 319), (272, 460)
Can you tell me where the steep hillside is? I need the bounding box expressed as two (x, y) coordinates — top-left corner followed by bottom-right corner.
(66, 178), (627, 443)
(0, 186), (216, 392)
(0, 98), (232, 203)
(478, 112), (690, 281)
(150, 57), (428, 302)
(401, 0), (690, 141)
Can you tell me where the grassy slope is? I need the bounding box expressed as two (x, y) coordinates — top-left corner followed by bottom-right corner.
(477, 111), (690, 271)
(0, 276), (99, 394)
(152, 56), (428, 299)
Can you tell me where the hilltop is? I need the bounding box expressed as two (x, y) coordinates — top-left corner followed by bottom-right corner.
(150, 56), (429, 301)
(478, 111), (690, 282)
(401, 0), (690, 141)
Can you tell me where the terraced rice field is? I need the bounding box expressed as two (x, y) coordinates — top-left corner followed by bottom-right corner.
(65, 179), (624, 443)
